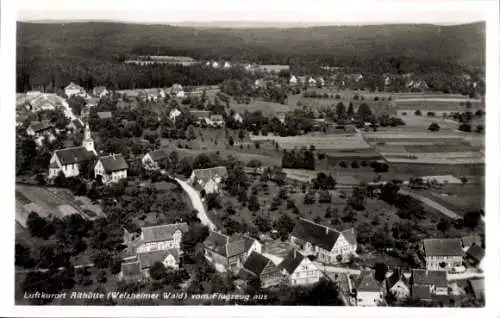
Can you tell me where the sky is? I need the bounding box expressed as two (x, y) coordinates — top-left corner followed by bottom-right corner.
(15, 0), (487, 25)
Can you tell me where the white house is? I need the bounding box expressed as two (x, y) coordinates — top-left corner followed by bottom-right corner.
(223, 61), (231, 68)
(48, 123), (96, 179)
(127, 223), (189, 254)
(170, 84), (185, 98)
(423, 238), (464, 271)
(355, 270), (383, 306)
(239, 251), (282, 288)
(307, 77), (317, 86)
(289, 75), (298, 86)
(208, 114), (225, 127)
(169, 108), (182, 122)
(233, 113), (243, 123)
(386, 268), (410, 301)
(188, 166), (228, 194)
(94, 153), (128, 184)
(65, 82), (87, 98)
(142, 149), (167, 171)
(289, 217), (357, 264)
(118, 249), (180, 282)
(411, 269), (448, 299)
(26, 121), (56, 146)
(92, 86), (109, 98)
(278, 249), (322, 286)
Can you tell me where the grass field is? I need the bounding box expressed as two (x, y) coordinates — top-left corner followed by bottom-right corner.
(396, 99), (483, 112)
(230, 99), (291, 117)
(250, 132), (371, 150)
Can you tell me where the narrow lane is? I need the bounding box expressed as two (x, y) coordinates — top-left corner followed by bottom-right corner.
(175, 178), (216, 231)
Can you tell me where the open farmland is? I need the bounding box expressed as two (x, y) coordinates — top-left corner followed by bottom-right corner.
(396, 98), (483, 112)
(250, 132), (371, 150)
(230, 99), (291, 117)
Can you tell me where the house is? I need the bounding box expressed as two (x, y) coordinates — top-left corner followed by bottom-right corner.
(118, 261), (142, 282)
(411, 269), (448, 297)
(254, 79), (266, 89)
(171, 84), (185, 98)
(411, 285), (432, 302)
(232, 113), (243, 123)
(289, 75), (298, 86)
(317, 77), (326, 87)
(461, 235), (482, 251)
(94, 153), (128, 184)
(48, 123), (96, 179)
(189, 110), (211, 125)
(127, 222), (189, 254)
(386, 268), (410, 301)
(65, 82), (87, 98)
(275, 112), (286, 124)
(465, 243), (485, 266)
(355, 270), (383, 306)
(92, 86), (109, 98)
(468, 278), (484, 299)
(142, 149), (168, 170)
(307, 77), (317, 86)
(68, 118), (84, 131)
(203, 231), (256, 273)
(238, 251), (282, 288)
(169, 108), (182, 122)
(86, 97), (100, 108)
(289, 217), (357, 264)
(223, 61), (231, 68)
(27, 121), (56, 146)
(188, 166), (228, 194)
(118, 249), (180, 282)
(423, 238), (464, 271)
(28, 93), (69, 114)
(209, 114), (225, 127)
(278, 249), (322, 286)
(97, 111), (113, 120)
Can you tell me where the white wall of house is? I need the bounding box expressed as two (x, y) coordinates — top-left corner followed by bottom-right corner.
(330, 234), (357, 263)
(163, 254), (179, 270)
(426, 255), (463, 271)
(356, 291), (382, 306)
(288, 257), (321, 286)
(136, 230), (182, 253)
(246, 240), (263, 258)
(389, 281), (410, 300)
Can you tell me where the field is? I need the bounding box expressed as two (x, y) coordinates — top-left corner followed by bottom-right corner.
(396, 98), (483, 112)
(15, 184), (103, 226)
(230, 99), (292, 117)
(297, 96), (396, 116)
(250, 132), (371, 150)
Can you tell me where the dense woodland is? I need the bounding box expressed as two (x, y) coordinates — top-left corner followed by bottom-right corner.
(17, 22), (485, 95)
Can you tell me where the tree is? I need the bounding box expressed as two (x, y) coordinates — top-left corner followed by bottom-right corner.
(228, 136), (235, 146)
(463, 211), (481, 228)
(15, 243), (36, 268)
(273, 214), (295, 241)
(437, 218), (450, 232)
(335, 102), (346, 119)
(254, 216), (271, 233)
(68, 95), (86, 116)
(348, 186), (366, 210)
(149, 261), (167, 280)
(374, 263), (388, 282)
(458, 123), (471, 132)
(304, 191), (316, 204)
(475, 124), (484, 133)
(26, 212), (54, 239)
(414, 110), (422, 116)
(347, 103), (354, 118)
(92, 250), (112, 269)
(248, 194), (260, 212)
(356, 103), (373, 122)
(428, 122), (440, 131)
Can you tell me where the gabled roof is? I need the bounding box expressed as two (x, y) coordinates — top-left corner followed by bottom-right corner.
(65, 82), (84, 90)
(141, 223), (188, 243)
(189, 110), (211, 119)
(226, 239), (246, 258)
(386, 268), (409, 290)
(412, 269), (447, 288)
(92, 86), (108, 95)
(279, 249), (305, 274)
(290, 217), (356, 251)
(29, 121), (54, 133)
(243, 236), (259, 251)
(71, 119), (84, 129)
(97, 111), (112, 119)
(121, 261), (141, 277)
(203, 231), (247, 258)
(423, 238), (464, 257)
(242, 251), (271, 276)
(468, 278), (484, 299)
(98, 154), (128, 173)
(138, 249), (179, 269)
(466, 243), (485, 262)
(54, 146), (95, 165)
(355, 270), (381, 292)
(146, 149), (167, 162)
(191, 166), (228, 184)
(461, 235), (482, 248)
(412, 285), (431, 300)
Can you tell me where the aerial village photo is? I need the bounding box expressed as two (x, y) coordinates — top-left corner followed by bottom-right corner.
(13, 6), (487, 308)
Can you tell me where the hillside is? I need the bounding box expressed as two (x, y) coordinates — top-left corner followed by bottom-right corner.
(17, 21), (485, 67)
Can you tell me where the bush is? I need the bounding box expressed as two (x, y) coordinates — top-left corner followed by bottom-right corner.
(339, 161), (347, 168)
(475, 125), (484, 133)
(361, 161), (368, 167)
(414, 110), (422, 116)
(351, 161), (359, 168)
(427, 111), (436, 117)
(458, 123), (472, 132)
(428, 123), (440, 132)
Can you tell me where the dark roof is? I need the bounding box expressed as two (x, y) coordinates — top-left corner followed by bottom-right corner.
(99, 154), (129, 173)
(121, 261), (141, 277)
(468, 279), (484, 299)
(29, 121), (54, 133)
(55, 146), (95, 165)
(141, 223), (188, 243)
(138, 249), (179, 269)
(189, 110), (211, 119)
(412, 285), (431, 300)
(71, 119), (84, 129)
(412, 269), (447, 288)
(466, 243), (485, 262)
(203, 231), (247, 258)
(279, 249), (305, 274)
(226, 239), (246, 258)
(423, 238), (464, 257)
(290, 218), (356, 251)
(461, 235), (482, 248)
(147, 149), (167, 162)
(356, 270), (381, 292)
(97, 111), (112, 119)
(192, 166), (228, 184)
(93, 86), (108, 94)
(386, 268), (409, 290)
(243, 251), (271, 276)
(243, 236), (258, 251)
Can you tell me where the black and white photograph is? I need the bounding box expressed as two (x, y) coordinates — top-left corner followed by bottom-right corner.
(2, 0), (499, 316)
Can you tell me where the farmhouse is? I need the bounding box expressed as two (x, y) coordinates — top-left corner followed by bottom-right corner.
(464, 243), (485, 266)
(423, 238), (463, 271)
(289, 217), (357, 264)
(188, 166), (228, 194)
(209, 114), (225, 127)
(386, 268), (410, 301)
(461, 235), (482, 250)
(203, 231), (259, 273)
(189, 110), (211, 125)
(278, 249), (322, 286)
(65, 82), (87, 98)
(355, 270), (383, 306)
(411, 269), (448, 298)
(289, 75), (298, 85)
(238, 251), (282, 288)
(26, 121), (56, 146)
(92, 86), (109, 98)
(48, 123), (96, 179)
(142, 149), (168, 170)
(94, 153), (128, 184)
(170, 84), (185, 98)
(118, 249), (180, 281)
(169, 108), (182, 122)
(124, 222), (189, 254)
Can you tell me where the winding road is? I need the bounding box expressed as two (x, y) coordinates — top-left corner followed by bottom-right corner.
(175, 178), (216, 231)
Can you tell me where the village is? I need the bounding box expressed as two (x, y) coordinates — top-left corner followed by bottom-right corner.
(14, 61), (485, 307)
